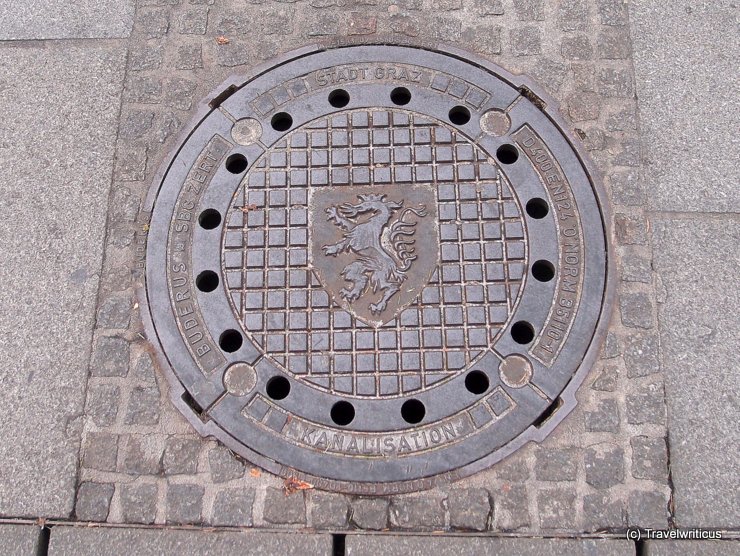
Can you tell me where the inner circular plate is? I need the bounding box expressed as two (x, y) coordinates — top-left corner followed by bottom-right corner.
(142, 44), (612, 494)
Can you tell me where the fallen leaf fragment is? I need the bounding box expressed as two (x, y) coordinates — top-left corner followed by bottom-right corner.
(283, 477), (313, 494)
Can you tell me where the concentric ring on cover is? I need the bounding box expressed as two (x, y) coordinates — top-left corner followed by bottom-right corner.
(141, 44), (612, 495)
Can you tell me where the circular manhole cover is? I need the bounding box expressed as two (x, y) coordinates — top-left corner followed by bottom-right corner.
(142, 44), (612, 494)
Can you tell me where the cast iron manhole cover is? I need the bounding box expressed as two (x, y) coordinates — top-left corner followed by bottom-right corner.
(142, 44), (612, 494)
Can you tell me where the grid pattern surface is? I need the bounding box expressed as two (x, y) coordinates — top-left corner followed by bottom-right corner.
(223, 109), (526, 398)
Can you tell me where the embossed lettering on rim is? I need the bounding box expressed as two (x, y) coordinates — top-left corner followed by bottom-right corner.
(141, 44), (613, 495)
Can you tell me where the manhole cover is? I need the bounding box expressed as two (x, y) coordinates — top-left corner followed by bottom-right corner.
(142, 44), (612, 494)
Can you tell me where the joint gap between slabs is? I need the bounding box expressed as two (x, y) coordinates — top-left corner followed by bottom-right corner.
(36, 525), (50, 556)
(332, 533), (346, 556)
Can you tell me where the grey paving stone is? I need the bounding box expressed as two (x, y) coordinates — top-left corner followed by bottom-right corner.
(630, 0), (740, 212)
(474, 0), (504, 15)
(567, 92), (600, 121)
(627, 490), (668, 529)
(601, 332), (621, 359)
(0, 0), (134, 39)
(82, 433), (119, 472)
(529, 58), (569, 93)
(494, 484), (530, 530)
(162, 436), (201, 475)
(309, 492), (349, 529)
(597, 68), (633, 97)
(390, 495), (446, 530)
(0, 525), (41, 556)
(597, 0), (629, 25)
(619, 292), (654, 329)
(447, 488), (491, 531)
(645, 540), (740, 556)
(133, 352), (157, 383)
(350, 497), (389, 530)
(597, 28), (631, 59)
(210, 488), (255, 527)
(124, 386), (161, 425)
(166, 483), (203, 524)
(208, 445), (245, 483)
(621, 252), (652, 283)
(494, 456), (531, 482)
(163, 78), (197, 111)
(90, 336), (130, 377)
(96, 295), (132, 329)
(562, 34), (593, 60)
(176, 44), (204, 70)
(0, 44), (125, 517)
(537, 488), (577, 529)
(85, 384), (120, 427)
(114, 147), (148, 182)
(652, 218), (740, 527)
(615, 214), (647, 245)
(128, 46), (163, 72)
(346, 535), (633, 555)
(48, 526), (332, 556)
(591, 365), (618, 392)
(513, 0), (544, 21)
(510, 26), (542, 56)
(535, 447), (578, 481)
(584, 398), (621, 433)
(75, 482), (113, 522)
(630, 436), (668, 481)
(558, 0), (590, 31)
(263, 488), (306, 525)
(140, 8), (170, 38)
(119, 482), (158, 525)
(626, 384), (665, 425)
(120, 436), (162, 475)
(582, 493), (626, 531)
(585, 444), (625, 489)
(624, 333), (660, 378)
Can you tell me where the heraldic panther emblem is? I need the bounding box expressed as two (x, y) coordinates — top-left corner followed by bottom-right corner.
(321, 194), (427, 315)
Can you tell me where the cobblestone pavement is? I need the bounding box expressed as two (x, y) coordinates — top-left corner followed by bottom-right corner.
(0, 0), (738, 553)
(77, 0), (671, 534)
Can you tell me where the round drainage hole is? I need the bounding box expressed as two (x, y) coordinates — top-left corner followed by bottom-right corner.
(465, 370), (490, 395)
(266, 376), (291, 400)
(511, 321), (535, 345)
(196, 270), (219, 292)
(328, 89), (350, 108)
(219, 329), (243, 352)
(198, 209), (222, 230)
(401, 399), (426, 424)
(448, 105), (471, 125)
(390, 87), (411, 105)
(526, 198), (550, 219)
(225, 153), (248, 174)
(330, 401), (355, 426)
(532, 260), (555, 282)
(271, 112), (293, 132)
(496, 144), (519, 164)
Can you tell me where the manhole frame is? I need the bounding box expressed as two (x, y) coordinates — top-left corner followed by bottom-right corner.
(138, 42), (615, 494)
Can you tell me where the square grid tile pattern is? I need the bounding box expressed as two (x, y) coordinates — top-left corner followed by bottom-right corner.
(224, 109), (526, 397)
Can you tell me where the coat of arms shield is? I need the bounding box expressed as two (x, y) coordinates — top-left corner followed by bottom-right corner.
(309, 185), (439, 326)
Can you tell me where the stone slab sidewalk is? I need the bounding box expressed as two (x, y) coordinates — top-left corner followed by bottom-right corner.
(48, 526), (333, 556)
(630, 0), (740, 529)
(0, 524), (41, 556)
(0, 44), (127, 517)
(344, 535), (634, 555)
(2, 524), (738, 555)
(0, 0), (135, 40)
